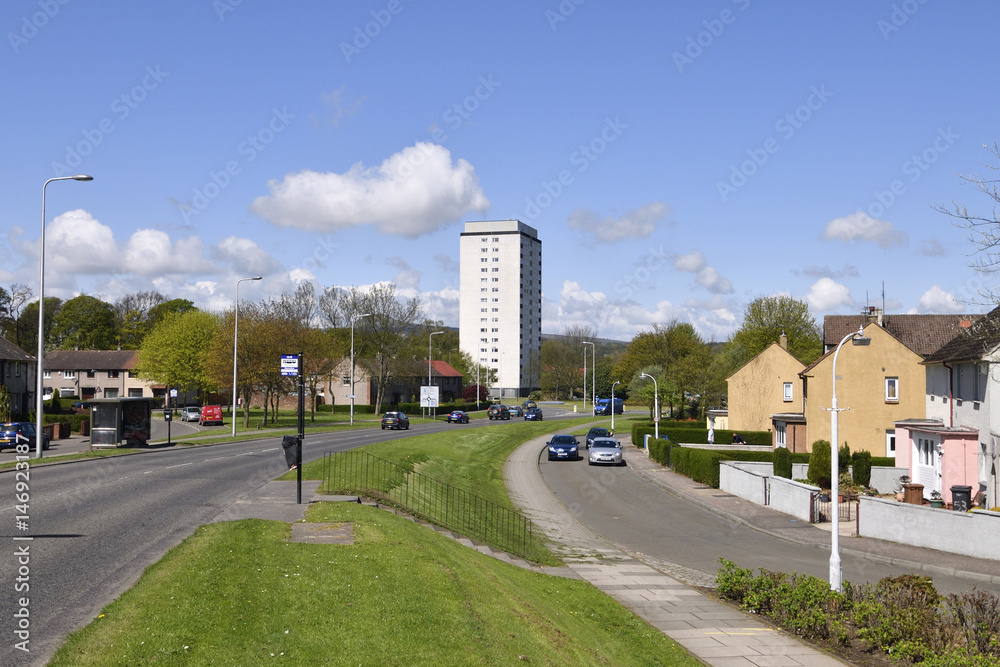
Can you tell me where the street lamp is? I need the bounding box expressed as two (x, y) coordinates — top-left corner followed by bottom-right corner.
(583, 340), (597, 412)
(428, 330), (444, 416)
(611, 380), (621, 432)
(36, 174), (93, 458)
(349, 313), (371, 426)
(231, 276), (262, 437)
(639, 372), (659, 441)
(827, 325), (870, 592)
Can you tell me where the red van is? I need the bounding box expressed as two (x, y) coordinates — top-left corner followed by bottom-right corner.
(199, 405), (224, 426)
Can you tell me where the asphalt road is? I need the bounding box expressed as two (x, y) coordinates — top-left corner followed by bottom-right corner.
(538, 447), (1000, 598)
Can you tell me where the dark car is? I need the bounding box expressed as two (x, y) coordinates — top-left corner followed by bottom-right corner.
(522, 400), (537, 410)
(487, 404), (510, 420)
(585, 427), (611, 448)
(381, 412), (410, 430)
(546, 434), (579, 460)
(0, 422), (49, 451)
(523, 407), (543, 421)
(446, 410), (469, 424)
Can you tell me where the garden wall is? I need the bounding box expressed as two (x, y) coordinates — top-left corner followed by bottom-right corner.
(858, 496), (1000, 561)
(869, 466), (909, 494)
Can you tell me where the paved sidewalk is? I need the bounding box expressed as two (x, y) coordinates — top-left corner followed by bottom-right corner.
(504, 435), (848, 666)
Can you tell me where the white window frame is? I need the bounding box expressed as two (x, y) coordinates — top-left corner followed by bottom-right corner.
(885, 377), (899, 402)
(782, 382), (793, 402)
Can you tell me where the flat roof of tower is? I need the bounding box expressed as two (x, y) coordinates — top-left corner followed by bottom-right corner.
(462, 219), (538, 238)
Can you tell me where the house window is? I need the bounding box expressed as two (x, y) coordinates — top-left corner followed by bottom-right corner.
(775, 422), (786, 448)
(885, 377), (899, 402)
(43, 371), (51, 379)
(108, 370), (119, 379)
(15, 363), (20, 377)
(86, 370), (95, 378)
(885, 430), (896, 457)
(341, 376), (350, 386)
(63, 371), (76, 379)
(783, 382), (793, 402)
(104, 388), (119, 398)
(128, 388), (143, 398)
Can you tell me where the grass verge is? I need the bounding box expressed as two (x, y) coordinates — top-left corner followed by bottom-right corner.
(51, 504), (699, 666)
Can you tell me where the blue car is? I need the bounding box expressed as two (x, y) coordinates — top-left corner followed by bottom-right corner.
(524, 407), (543, 421)
(546, 434), (579, 460)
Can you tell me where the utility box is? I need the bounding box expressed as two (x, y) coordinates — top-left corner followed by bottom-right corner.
(89, 398), (153, 448)
(951, 485), (973, 512)
(902, 482), (924, 505)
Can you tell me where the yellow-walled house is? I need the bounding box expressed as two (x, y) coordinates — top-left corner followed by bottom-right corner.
(799, 322), (925, 456)
(726, 335), (805, 433)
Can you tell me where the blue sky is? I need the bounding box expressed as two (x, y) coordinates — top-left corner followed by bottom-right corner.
(2, 1), (997, 342)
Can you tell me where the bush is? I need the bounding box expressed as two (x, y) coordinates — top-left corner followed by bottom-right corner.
(671, 448), (775, 487)
(647, 437), (673, 466)
(838, 442), (851, 474)
(870, 456), (896, 468)
(773, 446), (792, 479)
(661, 427), (771, 445)
(849, 574), (943, 658)
(851, 451), (872, 487)
(808, 440), (831, 489)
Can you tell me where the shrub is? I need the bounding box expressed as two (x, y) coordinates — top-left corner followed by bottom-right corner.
(849, 574), (942, 657)
(851, 451), (872, 488)
(946, 590), (1000, 658)
(647, 438), (673, 466)
(838, 442), (851, 473)
(49, 393), (62, 413)
(773, 446), (792, 479)
(808, 440), (831, 489)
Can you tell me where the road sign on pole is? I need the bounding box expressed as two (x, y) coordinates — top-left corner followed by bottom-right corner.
(420, 386), (440, 408)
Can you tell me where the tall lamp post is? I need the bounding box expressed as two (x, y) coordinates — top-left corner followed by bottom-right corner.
(36, 174), (93, 458)
(611, 380), (620, 432)
(827, 325), (870, 592)
(349, 313), (371, 426)
(231, 276), (262, 437)
(428, 330), (444, 416)
(640, 372), (659, 441)
(583, 341), (595, 414)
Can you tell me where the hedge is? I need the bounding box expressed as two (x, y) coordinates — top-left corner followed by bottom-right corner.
(670, 447), (777, 488)
(314, 402), (488, 415)
(647, 437), (675, 466)
(661, 427), (772, 445)
(870, 456), (896, 468)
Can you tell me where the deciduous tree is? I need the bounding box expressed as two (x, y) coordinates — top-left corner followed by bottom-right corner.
(52, 295), (117, 350)
(136, 310), (219, 397)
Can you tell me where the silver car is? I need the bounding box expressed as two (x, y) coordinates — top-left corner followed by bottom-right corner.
(588, 437), (624, 466)
(180, 406), (201, 422)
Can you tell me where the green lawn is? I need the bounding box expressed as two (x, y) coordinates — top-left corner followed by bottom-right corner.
(51, 503), (699, 666)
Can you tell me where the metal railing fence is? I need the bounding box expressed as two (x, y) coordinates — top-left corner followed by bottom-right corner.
(323, 450), (533, 558)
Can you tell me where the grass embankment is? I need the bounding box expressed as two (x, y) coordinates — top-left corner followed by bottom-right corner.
(51, 503), (698, 666)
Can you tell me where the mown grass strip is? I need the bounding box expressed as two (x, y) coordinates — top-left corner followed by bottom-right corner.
(51, 504), (699, 666)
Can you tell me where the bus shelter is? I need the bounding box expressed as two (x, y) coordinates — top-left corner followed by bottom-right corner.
(89, 397), (153, 448)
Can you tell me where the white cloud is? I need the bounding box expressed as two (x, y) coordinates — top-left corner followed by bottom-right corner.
(671, 250), (734, 294)
(541, 280), (736, 341)
(917, 238), (947, 257)
(251, 142), (490, 238)
(46, 209), (119, 274)
(566, 202), (669, 242)
(823, 210), (908, 248)
(123, 229), (216, 276)
(916, 285), (965, 313)
(385, 256), (421, 289)
(805, 277), (854, 311)
(211, 236), (282, 275)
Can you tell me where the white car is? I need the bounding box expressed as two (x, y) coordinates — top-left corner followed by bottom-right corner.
(180, 406), (201, 422)
(588, 437), (624, 466)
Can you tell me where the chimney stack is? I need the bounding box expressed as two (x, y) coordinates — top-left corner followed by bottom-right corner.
(779, 332), (788, 350)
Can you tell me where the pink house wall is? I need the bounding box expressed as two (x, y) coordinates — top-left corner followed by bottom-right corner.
(895, 424), (979, 503)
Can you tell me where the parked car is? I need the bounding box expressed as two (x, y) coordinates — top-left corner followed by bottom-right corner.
(508, 405), (523, 417)
(585, 427), (611, 448)
(381, 412), (410, 430)
(546, 434), (579, 461)
(487, 404), (510, 420)
(523, 407), (543, 421)
(0, 422), (49, 451)
(180, 406), (201, 422)
(521, 400), (537, 410)
(446, 410), (469, 424)
(199, 405), (224, 426)
(588, 437), (624, 466)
